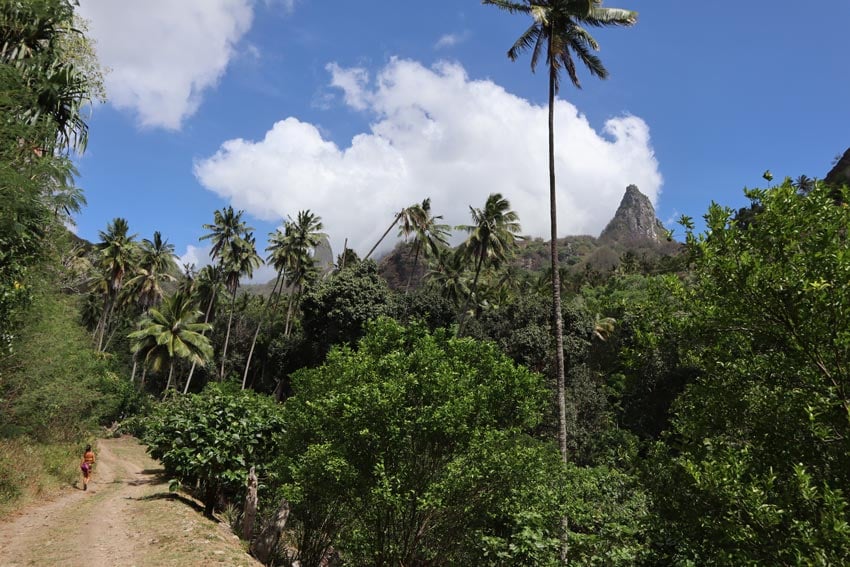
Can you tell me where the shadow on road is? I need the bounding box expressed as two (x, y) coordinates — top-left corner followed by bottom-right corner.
(138, 492), (205, 514)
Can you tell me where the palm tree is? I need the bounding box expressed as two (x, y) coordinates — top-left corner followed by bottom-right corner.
(94, 217), (137, 351)
(128, 292), (213, 394)
(183, 264), (223, 393)
(239, 227), (288, 391)
(126, 231), (178, 311)
(456, 193), (522, 333)
(192, 207), (252, 383)
(219, 233), (262, 381)
(364, 201), (424, 261)
(401, 198), (451, 292)
(483, 0), (636, 468)
(125, 231), (178, 382)
(200, 206), (252, 261)
(592, 313), (616, 341)
(280, 211), (326, 337)
(427, 247), (470, 308)
(241, 211), (325, 389)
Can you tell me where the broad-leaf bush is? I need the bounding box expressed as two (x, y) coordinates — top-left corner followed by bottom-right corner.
(144, 384), (285, 515)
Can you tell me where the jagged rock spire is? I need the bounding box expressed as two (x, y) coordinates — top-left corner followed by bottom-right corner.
(599, 184), (668, 244)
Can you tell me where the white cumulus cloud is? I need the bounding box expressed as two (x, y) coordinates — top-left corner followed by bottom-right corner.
(434, 32), (468, 50)
(179, 244), (212, 272)
(78, 0), (254, 130)
(195, 58), (662, 257)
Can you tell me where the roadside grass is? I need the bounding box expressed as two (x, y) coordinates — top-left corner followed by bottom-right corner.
(112, 436), (258, 566)
(0, 437), (82, 516)
(0, 278), (144, 515)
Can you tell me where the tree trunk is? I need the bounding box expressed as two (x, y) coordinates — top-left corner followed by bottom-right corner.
(203, 483), (217, 518)
(242, 273), (281, 390)
(549, 59), (569, 564)
(101, 323), (120, 353)
(283, 291), (297, 338)
(130, 355), (137, 383)
(164, 361), (175, 393)
(364, 211), (402, 260)
(96, 294), (114, 351)
(457, 250), (484, 336)
(250, 497), (291, 564)
(219, 291), (237, 381)
(405, 242), (422, 293)
(184, 287), (217, 394)
(242, 466), (258, 540)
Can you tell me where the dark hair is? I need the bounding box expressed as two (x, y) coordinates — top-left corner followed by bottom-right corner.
(84, 444), (92, 453)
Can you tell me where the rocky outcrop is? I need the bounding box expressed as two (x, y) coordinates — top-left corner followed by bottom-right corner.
(825, 148), (850, 187)
(599, 184), (668, 245)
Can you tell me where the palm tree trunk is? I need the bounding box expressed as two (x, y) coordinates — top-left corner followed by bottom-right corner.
(364, 212), (402, 260)
(184, 287), (217, 394)
(265, 271), (286, 337)
(96, 294), (115, 351)
(130, 355), (138, 383)
(283, 291), (297, 338)
(219, 291), (237, 381)
(102, 323), (120, 353)
(548, 60), (569, 564)
(242, 273), (282, 390)
(405, 243), (422, 293)
(141, 364), (148, 388)
(457, 251), (484, 336)
(164, 361), (175, 392)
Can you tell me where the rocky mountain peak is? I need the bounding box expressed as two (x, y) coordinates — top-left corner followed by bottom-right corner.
(599, 184), (668, 244)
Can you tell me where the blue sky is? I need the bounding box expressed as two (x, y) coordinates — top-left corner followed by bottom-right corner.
(75, 1), (850, 282)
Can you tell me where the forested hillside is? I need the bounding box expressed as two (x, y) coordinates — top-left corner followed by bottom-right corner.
(2, 1), (849, 565)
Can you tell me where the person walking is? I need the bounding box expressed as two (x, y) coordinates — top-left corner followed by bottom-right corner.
(80, 444), (96, 491)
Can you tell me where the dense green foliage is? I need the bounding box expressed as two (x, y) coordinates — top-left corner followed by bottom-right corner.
(0, 0), (141, 514)
(279, 317), (567, 566)
(300, 261), (392, 359)
(646, 180), (850, 564)
(144, 384), (285, 515)
(0, 273), (138, 442)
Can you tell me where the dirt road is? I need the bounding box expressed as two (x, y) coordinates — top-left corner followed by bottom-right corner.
(0, 437), (260, 567)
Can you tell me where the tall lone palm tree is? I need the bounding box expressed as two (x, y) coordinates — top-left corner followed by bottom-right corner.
(94, 217), (137, 351)
(128, 292), (213, 395)
(456, 193), (522, 334)
(219, 233), (262, 381)
(483, 0), (636, 467)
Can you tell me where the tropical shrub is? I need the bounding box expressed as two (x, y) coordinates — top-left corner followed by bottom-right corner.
(144, 384), (285, 515)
